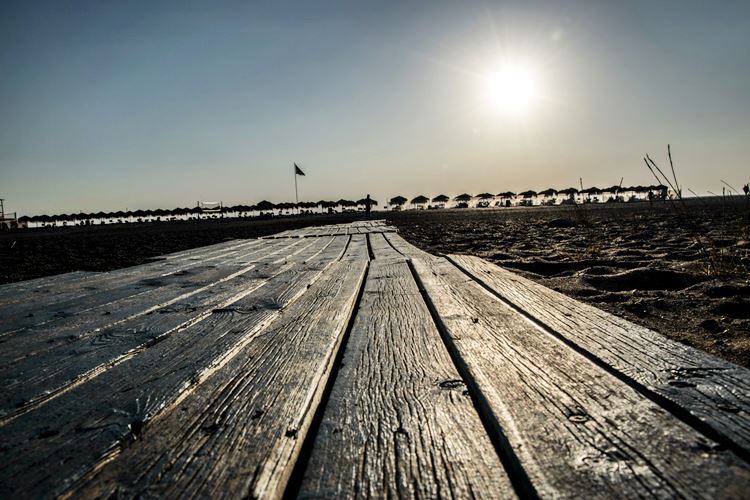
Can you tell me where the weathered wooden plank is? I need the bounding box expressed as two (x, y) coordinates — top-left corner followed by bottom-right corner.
(382, 232), (430, 259)
(0, 237), (333, 420)
(299, 257), (516, 499)
(0, 237), (292, 343)
(448, 253), (750, 459)
(303, 227), (324, 238)
(0, 238), (265, 323)
(0, 239), (248, 306)
(0, 271), (98, 305)
(70, 235), (370, 499)
(291, 226), (316, 238)
(0, 238), (255, 308)
(0, 243), (281, 343)
(368, 231), (405, 262)
(410, 255), (750, 497)
(0, 236), (351, 498)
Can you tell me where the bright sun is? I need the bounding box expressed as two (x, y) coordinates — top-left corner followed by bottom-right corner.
(486, 66), (537, 115)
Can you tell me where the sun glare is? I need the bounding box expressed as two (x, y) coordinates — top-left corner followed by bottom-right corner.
(486, 66), (537, 115)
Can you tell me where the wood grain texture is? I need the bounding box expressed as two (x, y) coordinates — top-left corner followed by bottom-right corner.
(0, 238), (265, 333)
(0, 238), (255, 309)
(271, 221), (392, 239)
(0, 237), (331, 420)
(449, 254), (750, 458)
(70, 235), (370, 499)
(0, 238), (249, 306)
(299, 258), (516, 499)
(368, 232), (405, 262)
(411, 255), (750, 498)
(0, 236), (350, 498)
(0, 237), (291, 349)
(382, 232), (432, 259)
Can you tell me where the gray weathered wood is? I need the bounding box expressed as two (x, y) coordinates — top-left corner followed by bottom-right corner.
(0, 239), (250, 306)
(448, 253), (750, 459)
(0, 238), (255, 308)
(4, 221), (748, 499)
(299, 257), (516, 499)
(0, 237), (334, 420)
(0, 238), (266, 329)
(382, 232), (431, 259)
(69, 235), (370, 499)
(0, 271), (98, 305)
(410, 255), (750, 498)
(0, 237), (291, 345)
(367, 232), (405, 262)
(0, 236), (350, 498)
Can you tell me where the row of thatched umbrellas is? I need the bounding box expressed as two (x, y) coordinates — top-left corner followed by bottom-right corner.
(22, 184), (669, 222)
(20, 198), (379, 223)
(389, 185), (668, 206)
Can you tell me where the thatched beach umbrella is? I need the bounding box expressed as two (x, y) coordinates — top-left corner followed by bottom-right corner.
(337, 199), (357, 208)
(496, 191), (515, 197)
(255, 200), (276, 211)
(410, 195), (429, 206)
(476, 193), (495, 199)
(356, 198), (378, 206)
(389, 196), (407, 207)
(431, 194), (450, 203)
(454, 193), (472, 202)
(519, 190), (537, 198)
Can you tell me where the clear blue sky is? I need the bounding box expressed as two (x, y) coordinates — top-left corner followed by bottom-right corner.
(2, 0), (748, 215)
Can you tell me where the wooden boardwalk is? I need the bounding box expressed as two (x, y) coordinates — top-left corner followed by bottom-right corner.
(0, 220), (748, 498)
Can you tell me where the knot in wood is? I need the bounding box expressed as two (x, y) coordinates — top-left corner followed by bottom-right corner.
(439, 379), (465, 389)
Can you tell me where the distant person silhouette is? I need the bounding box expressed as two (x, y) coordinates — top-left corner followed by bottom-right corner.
(365, 194), (372, 219)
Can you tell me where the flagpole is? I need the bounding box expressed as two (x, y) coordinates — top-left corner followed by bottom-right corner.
(294, 164), (298, 205)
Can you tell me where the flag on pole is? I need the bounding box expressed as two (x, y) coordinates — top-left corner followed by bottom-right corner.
(294, 163), (305, 176)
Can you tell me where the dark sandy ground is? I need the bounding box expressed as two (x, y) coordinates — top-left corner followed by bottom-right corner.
(386, 199), (750, 368)
(1, 199), (748, 368)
